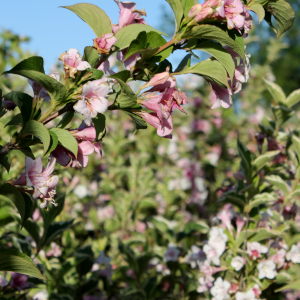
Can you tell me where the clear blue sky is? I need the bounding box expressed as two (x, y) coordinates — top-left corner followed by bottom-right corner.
(1, 1), (173, 72)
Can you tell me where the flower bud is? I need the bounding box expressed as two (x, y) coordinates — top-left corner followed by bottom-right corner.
(187, 4), (202, 18)
(195, 7), (213, 22)
(202, 0), (221, 8)
(93, 33), (117, 55)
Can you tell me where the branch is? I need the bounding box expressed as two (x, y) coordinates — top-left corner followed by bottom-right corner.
(42, 103), (74, 125)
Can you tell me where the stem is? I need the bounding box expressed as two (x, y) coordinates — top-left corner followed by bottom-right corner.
(42, 103), (74, 125)
(154, 38), (177, 56)
(38, 98), (56, 123)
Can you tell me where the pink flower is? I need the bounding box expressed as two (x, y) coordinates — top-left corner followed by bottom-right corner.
(247, 242), (268, 260)
(10, 272), (29, 291)
(188, 4), (203, 18)
(252, 284), (261, 298)
(210, 81), (232, 109)
(235, 215), (245, 236)
(14, 157), (59, 207)
(195, 7), (214, 22)
(51, 125), (102, 168)
(270, 249), (286, 269)
(217, 205), (234, 232)
(74, 81), (109, 125)
(93, 33), (117, 55)
(203, 0), (222, 8)
(59, 48), (91, 78)
(216, 0), (245, 30)
(112, 0), (147, 33)
(243, 10), (253, 37)
(142, 68), (175, 90)
(138, 111), (173, 138)
(117, 51), (141, 71)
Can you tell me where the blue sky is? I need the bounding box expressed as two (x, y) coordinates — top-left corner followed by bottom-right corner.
(1, 1), (173, 72)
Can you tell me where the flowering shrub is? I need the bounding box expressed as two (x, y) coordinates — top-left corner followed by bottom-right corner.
(0, 0), (298, 299)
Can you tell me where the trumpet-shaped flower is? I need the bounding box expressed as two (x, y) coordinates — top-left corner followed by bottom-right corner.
(236, 290), (256, 300)
(51, 125), (102, 168)
(14, 157), (59, 206)
(59, 48), (91, 78)
(257, 260), (277, 279)
(216, 0), (245, 30)
(231, 256), (246, 271)
(93, 33), (117, 55)
(74, 81), (109, 125)
(210, 277), (231, 300)
(113, 0), (147, 33)
(247, 242), (268, 260)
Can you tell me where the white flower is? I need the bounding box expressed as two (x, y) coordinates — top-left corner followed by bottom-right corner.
(247, 242), (268, 260)
(164, 244), (180, 262)
(203, 244), (221, 266)
(236, 289), (256, 300)
(33, 290), (48, 300)
(197, 276), (214, 293)
(210, 277), (231, 300)
(231, 256), (246, 271)
(257, 260), (277, 279)
(208, 227), (228, 251)
(286, 243), (300, 263)
(187, 245), (206, 268)
(270, 249), (286, 269)
(74, 184), (89, 198)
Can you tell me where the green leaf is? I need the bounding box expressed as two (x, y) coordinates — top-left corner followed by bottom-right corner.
(272, 105), (293, 125)
(0, 146), (10, 172)
(237, 139), (252, 181)
(4, 57), (67, 105)
(4, 92), (33, 126)
(182, 25), (244, 59)
(92, 113), (106, 141)
(192, 40), (235, 81)
(124, 31), (172, 63)
(114, 24), (167, 51)
(0, 183), (26, 225)
(263, 79), (286, 104)
(5, 113), (22, 127)
(292, 135), (300, 162)
(83, 46), (99, 68)
(265, 175), (290, 197)
(125, 111), (147, 130)
(22, 120), (50, 156)
(250, 229), (285, 242)
(24, 218), (40, 246)
(252, 150), (280, 174)
(62, 3), (112, 37)
(110, 70), (131, 83)
(286, 89), (300, 108)
(264, 0), (295, 38)
(42, 220), (74, 247)
(248, 3), (265, 23)
(45, 131), (58, 156)
(165, 0), (184, 32)
(21, 193), (33, 228)
(57, 111), (74, 129)
(249, 193), (276, 211)
(0, 249), (47, 280)
(41, 195), (65, 232)
(275, 279), (300, 292)
(182, 59), (228, 88)
(217, 191), (246, 211)
(180, 0), (194, 16)
(175, 54), (192, 72)
(50, 128), (78, 158)
(113, 78), (137, 108)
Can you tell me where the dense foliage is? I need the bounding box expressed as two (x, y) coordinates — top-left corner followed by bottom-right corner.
(0, 0), (298, 299)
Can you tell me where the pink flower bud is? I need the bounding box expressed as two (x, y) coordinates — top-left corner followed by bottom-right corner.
(93, 33), (117, 55)
(203, 0), (222, 8)
(188, 4), (202, 18)
(142, 68), (172, 89)
(195, 7), (213, 22)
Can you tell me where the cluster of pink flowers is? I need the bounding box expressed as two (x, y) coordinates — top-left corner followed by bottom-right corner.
(137, 68), (187, 138)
